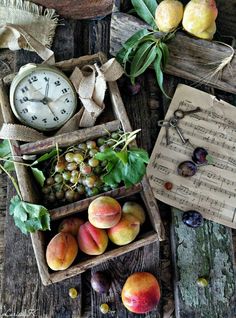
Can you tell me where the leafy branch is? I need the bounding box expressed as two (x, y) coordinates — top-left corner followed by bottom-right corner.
(116, 0), (174, 98)
(0, 140), (51, 235)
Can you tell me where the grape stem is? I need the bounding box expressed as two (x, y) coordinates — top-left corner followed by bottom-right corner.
(0, 162), (22, 200)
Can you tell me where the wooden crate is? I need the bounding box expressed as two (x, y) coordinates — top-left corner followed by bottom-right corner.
(0, 52), (165, 286)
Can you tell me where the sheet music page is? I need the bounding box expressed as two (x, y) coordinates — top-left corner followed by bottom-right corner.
(147, 84), (236, 228)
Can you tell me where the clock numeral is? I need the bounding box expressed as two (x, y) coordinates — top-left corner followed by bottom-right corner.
(28, 76), (38, 84)
(42, 118), (47, 123)
(53, 116), (59, 121)
(65, 98), (70, 103)
(61, 109), (66, 114)
(19, 97), (28, 104)
(31, 115), (37, 121)
(22, 108), (28, 114)
(54, 81), (61, 87)
(44, 77), (49, 82)
(62, 88), (68, 94)
(21, 86), (28, 93)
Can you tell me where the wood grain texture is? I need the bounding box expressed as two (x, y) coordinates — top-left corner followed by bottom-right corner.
(110, 12), (236, 94)
(171, 209), (236, 318)
(0, 185), (83, 318)
(29, 0), (113, 19)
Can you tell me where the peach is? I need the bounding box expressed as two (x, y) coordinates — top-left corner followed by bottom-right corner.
(121, 272), (161, 314)
(58, 217), (84, 237)
(107, 214), (140, 246)
(77, 221), (108, 255)
(88, 196), (122, 229)
(122, 202), (146, 224)
(46, 232), (78, 271)
(155, 0), (184, 32)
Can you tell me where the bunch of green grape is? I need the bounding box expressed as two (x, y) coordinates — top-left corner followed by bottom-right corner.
(41, 132), (120, 207)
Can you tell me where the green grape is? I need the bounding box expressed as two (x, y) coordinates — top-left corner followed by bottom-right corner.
(93, 166), (103, 175)
(55, 191), (64, 200)
(88, 158), (99, 167)
(65, 152), (74, 163)
(80, 164), (92, 175)
(55, 160), (66, 173)
(48, 193), (56, 203)
(86, 140), (97, 149)
(73, 153), (84, 164)
(111, 132), (120, 140)
(94, 178), (103, 188)
(63, 171), (71, 181)
(85, 187), (99, 197)
(46, 177), (54, 186)
(67, 162), (77, 171)
(71, 170), (79, 177)
(106, 140), (116, 147)
(89, 149), (98, 157)
(69, 288), (78, 299)
(97, 137), (106, 146)
(99, 145), (109, 153)
(54, 174), (63, 183)
(84, 175), (96, 188)
(99, 303), (110, 314)
(65, 190), (75, 202)
(78, 143), (87, 151)
(73, 192), (80, 201)
(76, 184), (85, 194)
(42, 186), (51, 194)
(70, 176), (79, 184)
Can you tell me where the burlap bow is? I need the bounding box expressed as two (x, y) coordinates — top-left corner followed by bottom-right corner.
(70, 59), (124, 127)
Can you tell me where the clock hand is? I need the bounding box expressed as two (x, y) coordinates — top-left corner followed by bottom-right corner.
(44, 79), (50, 98)
(28, 98), (44, 103)
(48, 93), (70, 107)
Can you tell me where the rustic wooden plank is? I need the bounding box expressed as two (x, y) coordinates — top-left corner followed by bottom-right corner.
(216, 0), (236, 38)
(20, 120), (121, 154)
(110, 12), (236, 94)
(171, 208), (236, 318)
(91, 242), (161, 318)
(29, 0), (113, 20)
(0, 185), (83, 317)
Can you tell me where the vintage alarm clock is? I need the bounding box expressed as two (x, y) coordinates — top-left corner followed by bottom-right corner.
(10, 64), (77, 131)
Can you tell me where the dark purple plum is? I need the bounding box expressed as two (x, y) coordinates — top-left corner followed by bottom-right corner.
(192, 147), (208, 165)
(182, 211), (203, 228)
(177, 161), (197, 177)
(91, 271), (111, 294)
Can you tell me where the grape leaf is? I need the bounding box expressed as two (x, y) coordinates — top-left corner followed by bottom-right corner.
(0, 139), (11, 157)
(131, 0), (157, 29)
(3, 160), (15, 172)
(9, 195), (50, 235)
(31, 167), (46, 187)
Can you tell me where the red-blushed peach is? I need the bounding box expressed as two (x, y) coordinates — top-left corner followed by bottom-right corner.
(77, 221), (108, 255)
(46, 232), (78, 271)
(121, 272), (161, 313)
(122, 201), (146, 224)
(88, 196), (121, 229)
(107, 214), (140, 246)
(58, 217), (84, 237)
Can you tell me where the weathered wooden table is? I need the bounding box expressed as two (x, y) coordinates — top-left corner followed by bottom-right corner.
(0, 1), (236, 317)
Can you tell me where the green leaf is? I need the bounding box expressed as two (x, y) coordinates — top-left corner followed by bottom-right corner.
(3, 160), (15, 172)
(31, 167), (46, 187)
(131, 0), (157, 29)
(129, 148), (149, 164)
(130, 40), (155, 81)
(159, 42), (169, 70)
(123, 153), (147, 186)
(31, 149), (58, 166)
(153, 46), (170, 98)
(116, 29), (151, 64)
(9, 195), (50, 234)
(115, 151), (128, 164)
(0, 140), (11, 158)
(130, 44), (157, 81)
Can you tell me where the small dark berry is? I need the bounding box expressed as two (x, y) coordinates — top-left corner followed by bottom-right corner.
(182, 210), (203, 228)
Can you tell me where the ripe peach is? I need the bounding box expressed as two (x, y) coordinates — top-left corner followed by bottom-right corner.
(155, 0), (184, 32)
(88, 196), (122, 229)
(107, 214), (140, 246)
(77, 221), (108, 255)
(46, 232), (78, 271)
(122, 202), (146, 224)
(58, 217), (84, 237)
(182, 0), (218, 40)
(121, 272), (161, 314)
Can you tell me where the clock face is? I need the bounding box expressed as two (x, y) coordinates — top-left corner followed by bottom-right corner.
(10, 65), (77, 131)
